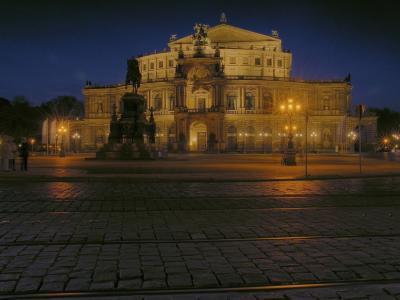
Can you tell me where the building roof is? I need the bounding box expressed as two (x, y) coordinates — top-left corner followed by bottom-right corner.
(169, 23), (279, 46)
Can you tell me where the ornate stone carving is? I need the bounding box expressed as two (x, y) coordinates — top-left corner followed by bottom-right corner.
(188, 65), (211, 81)
(192, 23), (210, 47)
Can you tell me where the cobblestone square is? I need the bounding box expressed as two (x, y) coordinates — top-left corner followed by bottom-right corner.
(0, 155), (400, 299)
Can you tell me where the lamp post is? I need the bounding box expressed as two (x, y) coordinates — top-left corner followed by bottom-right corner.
(72, 132), (80, 153)
(280, 98), (301, 165)
(58, 126), (67, 157)
(30, 138), (35, 152)
(259, 132), (270, 153)
(383, 138), (390, 152)
(244, 133), (248, 153)
(347, 131), (357, 152)
(310, 132), (317, 152)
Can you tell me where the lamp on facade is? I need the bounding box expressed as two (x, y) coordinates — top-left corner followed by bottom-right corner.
(58, 125), (67, 157)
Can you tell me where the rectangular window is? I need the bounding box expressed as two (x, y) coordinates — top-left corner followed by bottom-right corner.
(242, 57), (249, 65)
(150, 62), (155, 70)
(168, 59), (174, 67)
(229, 57), (236, 64)
(266, 58), (272, 66)
(143, 64), (147, 71)
(277, 59), (283, 67)
(255, 57), (261, 66)
(158, 61), (163, 68)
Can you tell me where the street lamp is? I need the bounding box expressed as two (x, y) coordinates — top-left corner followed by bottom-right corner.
(280, 98), (301, 165)
(310, 131), (317, 152)
(58, 125), (67, 157)
(72, 132), (81, 153)
(259, 132), (270, 153)
(244, 133), (248, 153)
(383, 138), (390, 152)
(347, 131), (357, 152)
(30, 138), (36, 152)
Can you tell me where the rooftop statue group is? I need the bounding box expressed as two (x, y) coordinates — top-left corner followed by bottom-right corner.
(96, 58), (156, 159)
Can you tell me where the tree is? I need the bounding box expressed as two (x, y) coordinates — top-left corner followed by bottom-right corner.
(0, 96), (41, 140)
(0, 97), (10, 110)
(368, 107), (400, 136)
(40, 96), (83, 120)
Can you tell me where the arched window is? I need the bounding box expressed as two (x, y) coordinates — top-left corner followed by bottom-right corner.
(245, 92), (254, 110)
(141, 94), (148, 111)
(169, 95), (175, 111)
(227, 126), (237, 151)
(262, 93), (273, 112)
(227, 95), (237, 110)
(153, 94), (163, 111)
(245, 126), (256, 151)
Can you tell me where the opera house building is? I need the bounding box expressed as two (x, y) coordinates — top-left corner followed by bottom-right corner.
(69, 16), (377, 153)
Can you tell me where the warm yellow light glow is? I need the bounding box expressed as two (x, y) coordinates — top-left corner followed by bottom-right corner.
(288, 98), (293, 103)
(285, 125), (289, 130)
(288, 104), (293, 110)
(280, 105), (285, 110)
(296, 104), (301, 110)
(293, 126), (297, 130)
(384, 138), (389, 144)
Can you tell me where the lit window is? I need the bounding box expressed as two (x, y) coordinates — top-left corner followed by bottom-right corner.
(158, 61), (163, 68)
(277, 59), (283, 67)
(168, 59), (174, 67)
(227, 95), (237, 110)
(153, 95), (163, 111)
(229, 57), (236, 64)
(169, 95), (175, 110)
(266, 58), (272, 66)
(255, 57), (261, 66)
(245, 92), (254, 110)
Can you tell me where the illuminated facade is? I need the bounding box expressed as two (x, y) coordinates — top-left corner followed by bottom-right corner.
(70, 17), (377, 152)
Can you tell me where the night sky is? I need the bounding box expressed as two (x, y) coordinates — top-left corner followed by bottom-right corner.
(1, 0), (400, 110)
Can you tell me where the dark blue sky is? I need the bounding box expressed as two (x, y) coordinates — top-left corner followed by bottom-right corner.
(1, 0), (400, 110)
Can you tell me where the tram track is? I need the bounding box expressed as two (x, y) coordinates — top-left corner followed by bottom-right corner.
(1, 232), (399, 247)
(0, 279), (400, 299)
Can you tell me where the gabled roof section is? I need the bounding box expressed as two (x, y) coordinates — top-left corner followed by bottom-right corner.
(170, 23), (280, 45)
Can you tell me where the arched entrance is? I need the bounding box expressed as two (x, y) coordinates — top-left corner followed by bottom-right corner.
(190, 121), (207, 151)
(227, 125), (238, 151)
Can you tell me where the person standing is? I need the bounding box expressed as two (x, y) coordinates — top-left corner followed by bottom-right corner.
(19, 137), (29, 171)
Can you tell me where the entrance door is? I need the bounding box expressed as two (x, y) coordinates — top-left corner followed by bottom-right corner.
(197, 132), (207, 151)
(198, 98), (206, 112)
